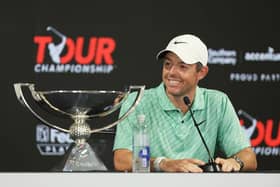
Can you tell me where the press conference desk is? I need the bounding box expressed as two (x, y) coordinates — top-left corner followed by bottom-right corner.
(0, 172), (279, 187)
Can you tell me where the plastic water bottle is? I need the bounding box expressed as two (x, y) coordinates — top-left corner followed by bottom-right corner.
(132, 114), (150, 172)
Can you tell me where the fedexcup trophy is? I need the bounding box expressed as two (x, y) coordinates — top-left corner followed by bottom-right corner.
(14, 83), (145, 171)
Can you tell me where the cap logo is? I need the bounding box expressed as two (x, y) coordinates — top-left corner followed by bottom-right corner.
(174, 41), (188, 45)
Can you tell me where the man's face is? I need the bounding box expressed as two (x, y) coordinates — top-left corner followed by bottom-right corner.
(162, 52), (207, 98)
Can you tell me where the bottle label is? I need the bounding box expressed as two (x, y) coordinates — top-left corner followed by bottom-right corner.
(138, 146), (150, 168)
(133, 145), (150, 172)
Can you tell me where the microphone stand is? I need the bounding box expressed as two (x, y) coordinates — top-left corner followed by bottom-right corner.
(184, 96), (221, 172)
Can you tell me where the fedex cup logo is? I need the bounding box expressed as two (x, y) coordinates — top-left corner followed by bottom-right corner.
(33, 26), (116, 74)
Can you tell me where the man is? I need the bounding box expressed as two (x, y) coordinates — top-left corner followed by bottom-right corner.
(113, 34), (257, 172)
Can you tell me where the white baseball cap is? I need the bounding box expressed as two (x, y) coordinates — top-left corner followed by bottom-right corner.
(156, 34), (208, 66)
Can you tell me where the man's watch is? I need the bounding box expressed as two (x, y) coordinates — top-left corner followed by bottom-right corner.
(233, 155), (244, 170)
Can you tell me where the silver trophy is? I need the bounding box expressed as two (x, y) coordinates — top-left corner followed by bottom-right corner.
(14, 83), (145, 171)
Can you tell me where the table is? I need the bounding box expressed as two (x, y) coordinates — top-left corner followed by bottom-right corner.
(0, 172), (279, 187)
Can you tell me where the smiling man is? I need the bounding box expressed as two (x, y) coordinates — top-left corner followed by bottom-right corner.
(113, 34), (257, 172)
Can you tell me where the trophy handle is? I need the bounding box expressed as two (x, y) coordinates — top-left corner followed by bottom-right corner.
(90, 85), (145, 133)
(14, 83), (69, 133)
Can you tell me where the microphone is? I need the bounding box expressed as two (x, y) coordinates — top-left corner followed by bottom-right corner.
(183, 96), (221, 172)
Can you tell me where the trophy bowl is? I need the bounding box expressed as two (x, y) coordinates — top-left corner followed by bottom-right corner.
(36, 90), (126, 118)
(14, 83), (145, 171)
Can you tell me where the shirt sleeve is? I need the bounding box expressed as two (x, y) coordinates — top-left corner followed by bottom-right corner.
(113, 92), (138, 151)
(217, 94), (251, 157)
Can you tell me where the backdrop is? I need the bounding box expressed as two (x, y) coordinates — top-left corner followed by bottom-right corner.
(2, 0), (279, 171)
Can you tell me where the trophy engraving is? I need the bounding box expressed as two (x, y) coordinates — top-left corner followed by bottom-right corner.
(14, 83), (145, 171)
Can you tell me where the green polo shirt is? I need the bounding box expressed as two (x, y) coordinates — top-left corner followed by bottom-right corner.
(113, 83), (250, 162)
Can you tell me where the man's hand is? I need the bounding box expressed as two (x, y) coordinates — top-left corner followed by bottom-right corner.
(215, 147), (257, 172)
(215, 157), (241, 172)
(160, 158), (205, 172)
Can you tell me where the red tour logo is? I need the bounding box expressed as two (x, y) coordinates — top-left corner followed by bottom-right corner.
(238, 110), (280, 156)
(33, 26), (116, 74)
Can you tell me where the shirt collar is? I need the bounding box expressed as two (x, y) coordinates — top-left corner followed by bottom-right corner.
(191, 86), (205, 111)
(156, 83), (177, 111)
(156, 83), (205, 111)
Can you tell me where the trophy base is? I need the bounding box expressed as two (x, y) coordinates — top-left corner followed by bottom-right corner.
(62, 142), (107, 172)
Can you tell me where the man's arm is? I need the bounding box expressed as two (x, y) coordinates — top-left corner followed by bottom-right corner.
(159, 147), (256, 172)
(234, 147), (257, 171)
(114, 149), (133, 171)
(158, 158), (205, 172)
(114, 149), (205, 172)
(215, 147), (257, 172)
(113, 149), (159, 172)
